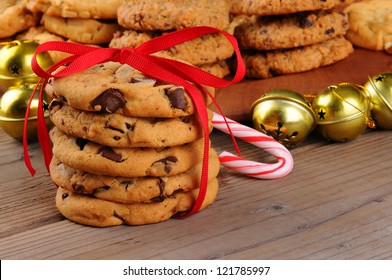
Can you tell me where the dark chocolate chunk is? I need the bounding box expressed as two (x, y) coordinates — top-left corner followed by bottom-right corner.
(62, 193), (69, 199)
(76, 138), (90, 150)
(99, 147), (123, 162)
(91, 88), (126, 113)
(325, 27), (335, 35)
(74, 184), (86, 194)
(121, 180), (134, 191)
(165, 87), (187, 110)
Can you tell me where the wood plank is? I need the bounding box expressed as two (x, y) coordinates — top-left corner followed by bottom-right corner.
(1, 129), (392, 259)
(214, 49), (392, 121)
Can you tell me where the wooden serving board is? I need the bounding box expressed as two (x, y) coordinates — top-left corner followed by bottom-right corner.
(214, 48), (392, 122)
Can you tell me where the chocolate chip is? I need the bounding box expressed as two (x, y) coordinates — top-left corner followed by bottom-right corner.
(165, 87), (187, 110)
(62, 193), (69, 199)
(125, 123), (134, 131)
(92, 186), (110, 194)
(151, 196), (165, 202)
(76, 138), (89, 150)
(180, 117), (191, 123)
(113, 211), (126, 223)
(121, 181), (134, 191)
(48, 99), (63, 111)
(73, 184), (86, 194)
(91, 88), (126, 113)
(299, 15), (314, 28)
(325, 28), (335, 35)
(164, 165), (172, 173)
(99, 147), (123, 162)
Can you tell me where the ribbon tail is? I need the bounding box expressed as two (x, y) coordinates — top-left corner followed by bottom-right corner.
(37, 81), (52, 173)
(23, 81), (41, 176)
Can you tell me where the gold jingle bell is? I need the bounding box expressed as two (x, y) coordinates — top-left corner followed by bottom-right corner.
(0, 40), (53, 89)
(0, 84), (51, 140)
(363, 73), (392, 129)
(312, 83), (374, 142)
(251, 89), (317, 147)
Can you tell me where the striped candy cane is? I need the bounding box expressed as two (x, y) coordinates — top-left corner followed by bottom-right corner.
(212, 112), (294, 179)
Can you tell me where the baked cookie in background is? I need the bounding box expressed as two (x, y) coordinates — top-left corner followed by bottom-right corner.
(112, 0), (235, 77)
(229, 0), (355, 78)
(228, 0), (354, 16)
(0, 0), (40, 38)
(344, 0), (392, 54)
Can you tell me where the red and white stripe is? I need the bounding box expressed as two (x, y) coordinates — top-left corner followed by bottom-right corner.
(212, 112), (294, 179)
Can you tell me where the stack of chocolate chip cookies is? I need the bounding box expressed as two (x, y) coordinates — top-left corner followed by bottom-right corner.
(46, 61), (220, 226)
(25, 0), (123, 45)
(230, 0), (355, 78)
(109, 0), (236, 78)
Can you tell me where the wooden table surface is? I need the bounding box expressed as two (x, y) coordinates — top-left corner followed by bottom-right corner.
(1, 49), (392, 260)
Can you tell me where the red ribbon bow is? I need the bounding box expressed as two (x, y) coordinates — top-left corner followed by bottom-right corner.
(23, 26), (245, 216)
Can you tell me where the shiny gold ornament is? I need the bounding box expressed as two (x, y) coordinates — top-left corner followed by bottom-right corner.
(0, 40), (53, 89)
(0, 84), (51, 140)
(312, 83), (374, 142)
(363, 73), (392, 129)
(251, 89), (317, 147)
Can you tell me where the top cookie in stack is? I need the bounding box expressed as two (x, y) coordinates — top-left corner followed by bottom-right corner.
(109, 0), (235, 78)
(26, 0), (123, 44)
(230, 0), (355, 79)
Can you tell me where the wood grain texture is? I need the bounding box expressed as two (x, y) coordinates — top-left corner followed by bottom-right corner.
(1, 47), (392, 260)
(1, 125), (392, 259)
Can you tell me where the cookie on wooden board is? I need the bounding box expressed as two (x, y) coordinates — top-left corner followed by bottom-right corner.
(50, 150), (220, 204)
(56, 178), (219, 226)
(235, 10), (349, 50)
(240, 36), (354, 79)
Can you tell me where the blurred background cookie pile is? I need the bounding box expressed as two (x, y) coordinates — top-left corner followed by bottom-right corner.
(229, 0), (355, 78)
(46, 61), (219, 226)
(0, 0), (390, 79)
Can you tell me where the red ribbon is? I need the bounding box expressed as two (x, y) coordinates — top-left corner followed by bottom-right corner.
(23, 26), (245, 216)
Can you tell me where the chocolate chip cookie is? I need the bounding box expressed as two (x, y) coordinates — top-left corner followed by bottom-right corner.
(110, 30), (234, 66)
(241, 36), (354, 79)
(41, 14), (122, 44)
(50, 149), (220, 203)
(50, 126), (210, 177)
(0, 0), (40, 38)
(56, 178), (218, 226)
(229, 0), (353, 15)
(344, 0), (392, 53)
(117, 0), (230, 31)
(26, 0), (122, 19)
(235, 10), (349, 50)
(49, 100), (212, 148)
(47, 62), (214, 118)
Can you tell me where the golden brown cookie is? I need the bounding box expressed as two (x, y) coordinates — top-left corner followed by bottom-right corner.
(49, 100), (212, 148)
(56, 178), (219, 226)
(41, 14), (122, 44)
(241, 36), (353, 79)
(117, 0), (230, 31)
(50, 150), (220, 203)
(110, 30), (234, 66)
(229, 0), (354, 15)
(235, 10), (349, 50)
(344, 0), (392, 53)
(50, 126), (211, 177)
(26, 0), (122, 19)
(47, 62), (215, 118)
(0, 0), (40, 38)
